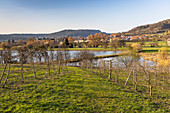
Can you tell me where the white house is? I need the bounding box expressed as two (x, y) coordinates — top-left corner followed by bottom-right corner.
(167, 38), (170, 46)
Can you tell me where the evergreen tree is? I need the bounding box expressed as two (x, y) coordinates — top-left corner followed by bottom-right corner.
(64, 38), (69, 47)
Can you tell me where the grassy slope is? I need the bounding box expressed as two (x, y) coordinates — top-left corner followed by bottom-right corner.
(0, 66), (169, 112)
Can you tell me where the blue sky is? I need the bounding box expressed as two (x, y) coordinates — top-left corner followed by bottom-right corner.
(0, 0), (170, 34)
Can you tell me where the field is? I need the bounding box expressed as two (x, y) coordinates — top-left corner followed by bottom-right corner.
(0, 65), (169, 112)
(51, 41), (170, 53)
(0, 41), (169, 53)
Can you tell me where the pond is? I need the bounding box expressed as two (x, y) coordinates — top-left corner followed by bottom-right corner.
(0, 50), (154, 67)
(64, 51), (154, 67)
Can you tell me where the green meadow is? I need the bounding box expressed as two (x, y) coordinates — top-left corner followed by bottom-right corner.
(0, 65), (169, 112)
(50, 41), (170, 53)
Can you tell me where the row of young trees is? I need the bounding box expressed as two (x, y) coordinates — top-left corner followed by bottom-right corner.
(0, 44), (71, 87)
(77, 50), (169, 96)
(0, 45), (169, 97)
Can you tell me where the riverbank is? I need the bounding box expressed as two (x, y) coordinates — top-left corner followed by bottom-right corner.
(50, 47), (126, 51)
(68, 52), (127, 63)
(140, 52), (170, 66)
(1, 46), (170, 53)
(51, 46), (170, 53)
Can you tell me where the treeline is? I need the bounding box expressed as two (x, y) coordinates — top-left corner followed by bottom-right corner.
(0, 33), (145, 50)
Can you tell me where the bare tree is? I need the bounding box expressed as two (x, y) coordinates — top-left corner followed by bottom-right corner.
(57, 50), (64, 75)
(17, 46), (28, 81)
(49, 49), (57, 75)
(1, 45), (12, 87)
(108, 60), (112, 80)
(28, 48), (37, 78)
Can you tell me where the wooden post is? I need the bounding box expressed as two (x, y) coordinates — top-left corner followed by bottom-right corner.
(133, 70), (135, 89)
(154, 62), (158, 86)
(135, 72), (137, 91)
(0, 63), (7, 84)
(125, 68), (133, 85)
(91, 60), (93, 72)
(150, 85), (152, 96)
(133, 70), (137, 91)
(58, 60), (61, 74)
(148, 71), (152, 96)
(103, 60), (106, 77)
(21, 55), (24, 81)
(99, 60), (101, 75)
(32, 63), (36, 78)
(86, 60), (88, 70)
(3, 63), (10, 88)
(108, 60), (112, 80)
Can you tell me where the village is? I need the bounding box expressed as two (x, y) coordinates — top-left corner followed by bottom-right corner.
(1, 32), (169, 50)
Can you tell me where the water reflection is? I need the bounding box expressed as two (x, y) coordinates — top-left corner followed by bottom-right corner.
(0, 50), (154, 67)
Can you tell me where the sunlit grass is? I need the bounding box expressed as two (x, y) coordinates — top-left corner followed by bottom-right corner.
(0, 65), (169, 112)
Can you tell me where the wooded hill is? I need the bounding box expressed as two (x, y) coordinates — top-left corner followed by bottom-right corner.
(1, 19), (170, 41)
(125, 19), (170, 35)
(48, 29), (101, 38)
(0, 34), (48, 41)
(0, 30), (101, 41)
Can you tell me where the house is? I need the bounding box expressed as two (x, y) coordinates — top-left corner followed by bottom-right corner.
(74, 39), (84, 43)
(59, 42), (63, 45)
(167, 38), (170, 46)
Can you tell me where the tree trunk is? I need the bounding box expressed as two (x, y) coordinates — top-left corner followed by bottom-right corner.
(48, 56), (50, 76)
(154, 61), (158, 86)
(53, 63), (56, 75)
(108, 60), (112, 80)
(115, 71), (118, 83)
(58, 60), (61, 74)
(99, 63), (101, 75)
(21, 57), (24, 81)
(0, 63), (7, 84)
(133, 70), (137, 91)
(125, 67), (133, 85)
(103, 61), (106, 77)
(149, 85), (152, 96)
(3, 63), (10, 88)
(32, 63), (36, 78)
(148, 71), (152, 96)
(91, 60), (93, 72)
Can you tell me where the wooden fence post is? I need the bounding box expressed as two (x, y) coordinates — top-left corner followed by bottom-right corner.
(108, 60), (112, 80)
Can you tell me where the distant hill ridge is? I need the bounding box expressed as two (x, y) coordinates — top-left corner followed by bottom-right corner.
(0, 19), (170, 41)
(0, 29), (102, 40)
(0, 34), (48, 41)
(126, 19), (170, 35)
(48, 29), (102, 38)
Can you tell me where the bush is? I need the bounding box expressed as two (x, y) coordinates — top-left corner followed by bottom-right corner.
(158, 47), (168, 60)
(131, 43), (142, 52)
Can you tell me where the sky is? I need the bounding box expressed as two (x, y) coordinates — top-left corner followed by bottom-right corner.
(0, 0), (170, 34)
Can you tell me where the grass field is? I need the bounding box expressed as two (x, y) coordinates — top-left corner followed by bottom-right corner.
(142, 46), (170, 53)
(52, 46), (170, 53)
(52, 41), (170, 53)
(0, 41), (169, 53)
(0, 65), (169, 112)
(126, 41), (167, 46)
(52, 47), (126, 51)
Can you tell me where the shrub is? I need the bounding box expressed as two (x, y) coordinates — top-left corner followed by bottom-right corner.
(158, 47), (168, 60)
(131, 43), (142, 52)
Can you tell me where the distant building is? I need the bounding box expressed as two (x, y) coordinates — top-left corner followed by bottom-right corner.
(74, 39), (84, 43)
(167, 38), (170, 46)
(59, 42), (63, 45)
